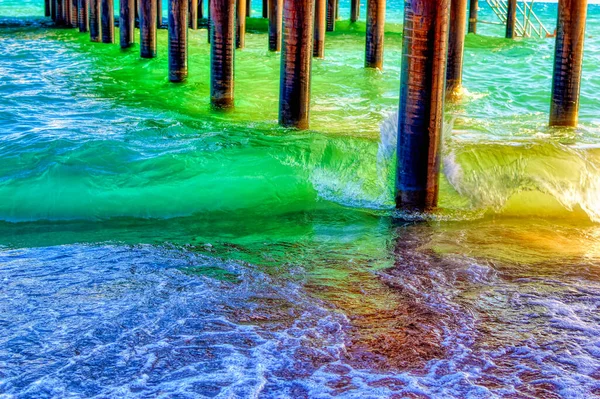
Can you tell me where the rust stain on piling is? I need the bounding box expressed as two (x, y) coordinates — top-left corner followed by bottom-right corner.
(268, 0), (283, 51)
(210, 0), (236, 107)
(279, 0), (315, 129)
(550, 0), (588, 127)
(140, 0), (158, 57)
(365, 0), (385, 69)
(395, 0), (450, 211)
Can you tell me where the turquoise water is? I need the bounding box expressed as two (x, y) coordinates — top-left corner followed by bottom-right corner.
(1, 1), (600, 398)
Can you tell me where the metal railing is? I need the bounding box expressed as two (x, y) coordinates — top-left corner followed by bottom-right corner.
(482, 0), (554, 38)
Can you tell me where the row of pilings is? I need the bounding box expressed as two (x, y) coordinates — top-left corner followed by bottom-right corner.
(46, 0), (589, 212)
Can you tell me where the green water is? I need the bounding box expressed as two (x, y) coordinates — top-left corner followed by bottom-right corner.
(2, 1), (600, 398)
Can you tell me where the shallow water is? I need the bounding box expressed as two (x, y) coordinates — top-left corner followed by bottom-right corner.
(1, 1), (600, 398)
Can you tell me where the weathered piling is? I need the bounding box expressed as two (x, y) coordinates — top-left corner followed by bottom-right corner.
(365, 0), (385, 69)
(90, 0), (101, 41)
(198, 0), (204, 18)
(326, 0), (335, 31)
(468, 0), (477, 33)
(157, 0), (163, 26)
(207, 0), (211, 42)
(505, 0), (516, 38)
(101, 0), (115, 43)
(51, 0), (57, 20)
(446, 0), (467, 97)
(189, 0), (198, 29)
(262, 0), (268, 18)
(268, 0), (282, 51)
(279, 0), (315, 129)
(64, 0), (72, 25)
(78, 0), (89, 32)
(120, 0), (135, 47)
(55, 0), (64, 24)
(141, 0), (158, 57)
(396, 0), (450, 211)
(169, 0), (188, 82)
(350, 0), (359, 23)
(313, 0), (326, 57)
(210, 0), (235, 107)
(549, 0), (588, 127)
(236, 0), (247, 48)
(45, 0), (51, 17)
(70, 0), (78, 27)
(246, 0), (250, 16)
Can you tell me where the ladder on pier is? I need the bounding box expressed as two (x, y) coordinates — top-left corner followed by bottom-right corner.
(483, 0), (554, 38)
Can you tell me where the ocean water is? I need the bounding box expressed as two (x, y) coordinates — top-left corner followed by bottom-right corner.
(1, 1), (600, 398)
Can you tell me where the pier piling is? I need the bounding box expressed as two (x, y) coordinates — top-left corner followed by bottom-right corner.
(246, 0), (251, 16)
(189, 0), (198, 29)
(279, 0), (315, 129)
(396, 0), (450, 211)
(141, 0), (158, 57)
(468, 0), (477, 34)
(506, 0), (516, 38)
(169, 0), (188, 82)
(120, 0), (135, 47)
(51, 0), (57, 20)
(365, 0), (385, 69)
(70, 0), (78, 27)
(313, 0), (326, 57)
(198, 0), (204, 18)
(210, 0), (235, 107)
(446, 0), (467, 97)
(262, 0), (268, 18)
(157, 0), (163, 27)
(101, 0), (115, 43)
(326, 0), (335, 31)
(350, 0), (359, 23)
(268, 0), (282, 51)
(78, 0), (89, 32)
(236, 0), (247, 48)
(549, 0), (588, 127)
(90, 0), (101, 41)
(45, 0), (51, 17)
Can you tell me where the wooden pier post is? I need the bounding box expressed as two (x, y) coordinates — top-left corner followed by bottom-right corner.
(350, 0), (359, 22)
(101, 0), (114, 42)
(468, 0), (477, 33)
(246, 0), (251, 16)
(279, 0), (315, 129)
(365, 0), (385, 69)
(78, 0), (89, 32)
(157, 0), (163, 27)
(141, 0), (158, 57)
(51, 0), (57, 20)
(313, 0), (325, 57)
(64, 0), (72, 25)
(396, 0), (450, 211)
(236, 0), (247, 48)
(550, 0), (588, 127)
(70, 0), (78, 27)
(45, 0), (51, 17)
(90, 0), (101, 40)
(55, 0), (65, 25)
(210, 0), (235, 107)
(198, 0), (204, 18)
(268, 0), (282, 51)
(262, 0), (268, 18)
(326, 0), (334, 31)
(189, 0), (198, 29)
(207, 0), (212, 42)
(169, 0), (188, 82)
(505, 0), (516, 38)
(446, 0), (467, 97)
(120, 0), (135, 47)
